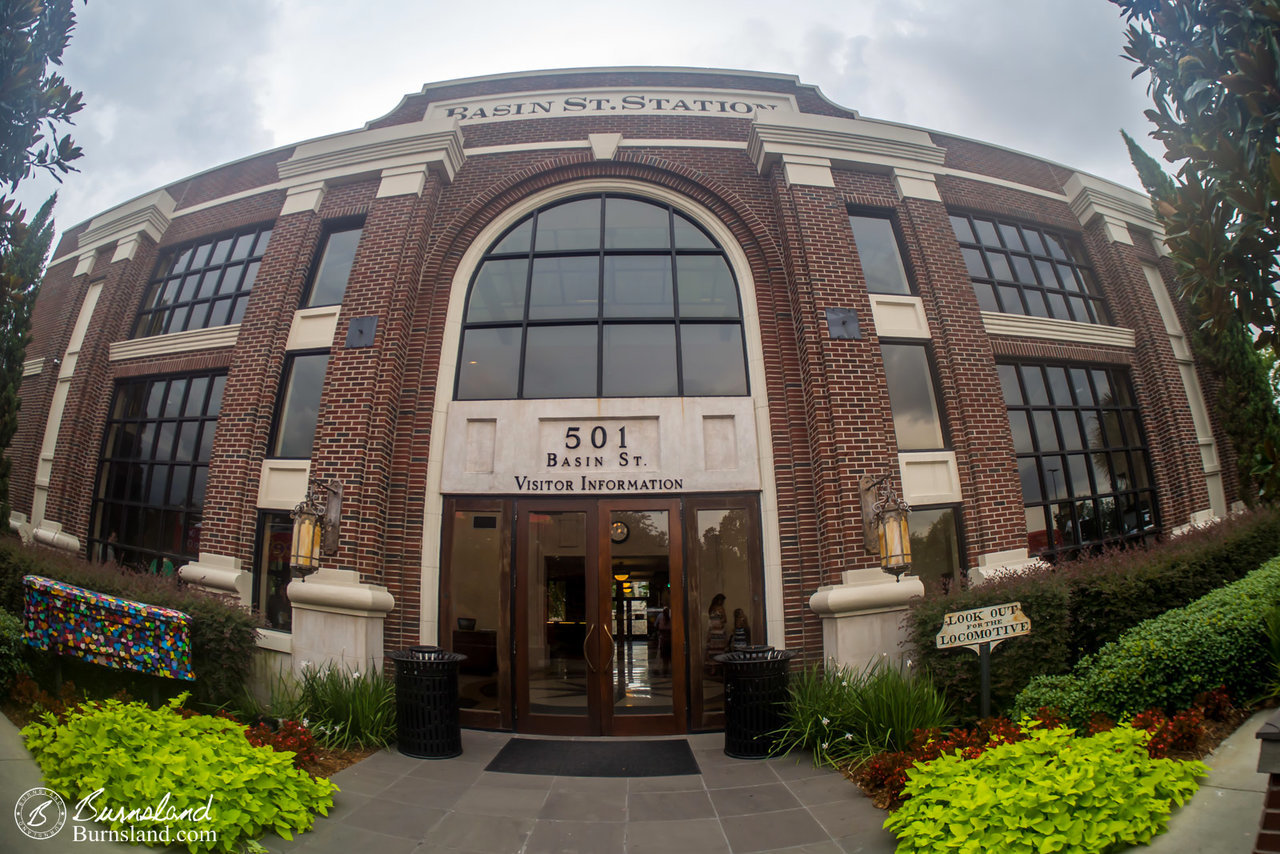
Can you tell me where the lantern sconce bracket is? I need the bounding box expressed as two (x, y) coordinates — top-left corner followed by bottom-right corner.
(859, 472), (913, 578)
(290, 478), (343, 579)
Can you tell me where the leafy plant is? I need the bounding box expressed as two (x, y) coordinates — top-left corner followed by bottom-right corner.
(773, 658), (951, 767)
(244, 719), (318, 768)
(0, 606), (30, 690)
(883, 723), (1206, 852)
(21, 694), (335, 853)
(1260, 604), (1280, 703)
(1015, 555), (1280, 723)
(292, 663), (395, 750)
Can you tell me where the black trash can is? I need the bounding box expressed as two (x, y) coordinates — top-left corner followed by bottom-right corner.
(715, 646), (797, 759)
(389, 646), (466, 759)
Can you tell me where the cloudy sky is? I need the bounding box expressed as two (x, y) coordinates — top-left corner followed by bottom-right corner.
(15, 0), (1164, 242)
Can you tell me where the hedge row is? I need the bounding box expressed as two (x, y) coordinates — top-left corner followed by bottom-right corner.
(1012, 555), (1280, 722)
(905, 508), (1280, 716)
(0, 538), (261, 705)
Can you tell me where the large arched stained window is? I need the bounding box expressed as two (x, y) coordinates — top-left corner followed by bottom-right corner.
(455, 194), (749, 400)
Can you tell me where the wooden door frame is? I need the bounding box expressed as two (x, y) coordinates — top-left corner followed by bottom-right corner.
(513, 499), (605, 736)
(598, 496), (687, 737)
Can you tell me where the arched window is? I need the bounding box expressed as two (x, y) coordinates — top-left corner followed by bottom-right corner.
(455, 194), (749, 400)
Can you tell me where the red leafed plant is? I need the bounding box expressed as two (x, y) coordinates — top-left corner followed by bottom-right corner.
(244, 719), (318, 768)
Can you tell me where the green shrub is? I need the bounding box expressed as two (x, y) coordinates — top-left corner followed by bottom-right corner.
(882, 724), (1206, 853)
(905, 574), (1071, 718)
(22, 694), (335, 853)
(773, 658), (952, 767)
(1014, 556), (1280, 723)
(0, 539), (261, 706)
(295, 664), (395, 750)
(906, 508), (1280, 718)
(239, 663), (396, 750)
(0, 607), (31, 691)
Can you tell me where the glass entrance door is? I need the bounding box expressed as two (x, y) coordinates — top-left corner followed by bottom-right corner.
(515, 498), (685, 736)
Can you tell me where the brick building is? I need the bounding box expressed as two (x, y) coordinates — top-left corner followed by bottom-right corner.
(8, 68), (1233, 736)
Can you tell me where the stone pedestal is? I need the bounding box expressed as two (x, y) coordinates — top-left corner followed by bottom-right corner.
(288, 568), (395, 674)
(179, 553), (251, 606)
(809, 568), (924, 672)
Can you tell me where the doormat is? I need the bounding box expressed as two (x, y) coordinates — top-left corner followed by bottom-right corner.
(485, 738), (700, 777)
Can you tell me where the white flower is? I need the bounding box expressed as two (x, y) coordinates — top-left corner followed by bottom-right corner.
(352, 671), (361, 678)
(821, 742), (829, 750)
(844, 733), (853, 741)
(300, 660), (312, 671)
(821, 716), (830, 726)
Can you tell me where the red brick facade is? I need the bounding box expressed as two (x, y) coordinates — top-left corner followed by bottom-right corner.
(10, 68), (1234, 679)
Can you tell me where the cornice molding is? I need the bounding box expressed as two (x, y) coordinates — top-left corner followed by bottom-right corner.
(748, 113), (946, 177)
(278, 119), (465, 186)
(1065, 172), (1161, 243)
(73, 189), (176, 266)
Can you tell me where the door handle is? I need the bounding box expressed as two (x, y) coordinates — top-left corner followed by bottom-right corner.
(603, 623), (616, 672)
(583, 623), (597, 673)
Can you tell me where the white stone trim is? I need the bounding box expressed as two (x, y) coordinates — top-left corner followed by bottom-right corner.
(277, 118), (465, 186)
(108, 324), (240, 362)
(893, 168), (942, 203)
(748, 113), (947, 178)
(1065, 172), (1160, 242)
(589, 133), (623, 160)
(288, 568), (395, 617)
(280, 181), (326, 217)
(782, 155), (835, 188)
(256, 629), (292, 654)
(809, 569), (923, 671)
(32, 281), (102, 531)
(22, 357), (45, 378)
(981, 312), (1137, 348)
(969, 548), (1039, 584)
(420, 177), (787, 650)
(898, 451), (962, 505)
(73, 252), (96, 278)
(286, 306), (341, 351)
(179, 552), (251, 608)
(257, 459), (311, 510)
(869, 294), (930, 339)
(376, 164), (430, 198)
(74, 189), (176, 264)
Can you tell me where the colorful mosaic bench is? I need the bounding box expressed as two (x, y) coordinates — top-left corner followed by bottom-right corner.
(22, 575), (195, 681)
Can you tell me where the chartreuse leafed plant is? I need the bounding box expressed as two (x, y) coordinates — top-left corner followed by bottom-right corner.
(773, 657), (951, 767)
(21, 694), (335, 854)
(295, 662), (396, 750)
(883, 723), (1205, 853)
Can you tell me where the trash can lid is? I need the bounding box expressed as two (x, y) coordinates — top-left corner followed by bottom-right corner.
(389, 647), (467, 663)
(714, 647), (796, 663)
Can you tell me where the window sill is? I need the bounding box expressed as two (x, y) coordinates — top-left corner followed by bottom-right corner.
(981, 312), (1135, 349)
(110, 324), (241, 362)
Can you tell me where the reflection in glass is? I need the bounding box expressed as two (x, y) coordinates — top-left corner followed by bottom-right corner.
(681, 325), (747, 395)
(603, 325), (678, 397)
(849, 215), (911, 295)
(604, 256), (672, 317)
(677, 256), (739, 318)
(535, 198), (601, 251)
(272, 353), (330, 458)
(692, 507), (758, 727)
(526, 512), (589, 717)
(605, 198), (670, 249)
(467, 259), (528, 323)
(450, 510), (504, 713)
(907, 507), (961, 592)
(306, 227), (362, 307)
(882, 344), (945, 450)
(609, 511), (673, 717)
(523, 325), (597, 398)
(457, 327), (522, 399)
(255, 513), (293, 631)
(530, 257), (598, 319)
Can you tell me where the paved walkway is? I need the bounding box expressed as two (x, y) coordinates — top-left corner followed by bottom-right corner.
(0, 710), (1272, 853)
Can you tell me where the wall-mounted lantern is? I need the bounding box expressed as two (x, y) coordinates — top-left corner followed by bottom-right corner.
(290, 479), (342, 579)
(860, 474), (912, 579)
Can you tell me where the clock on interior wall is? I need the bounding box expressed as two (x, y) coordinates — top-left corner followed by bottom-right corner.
(610, 520), (630, 544)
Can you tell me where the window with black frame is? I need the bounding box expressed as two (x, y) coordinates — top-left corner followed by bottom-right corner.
(881, 342), (948, 451)
(90, 372), (226, 572)
(455, 194), (748, 400)
(270, 352), (330, 458)
(302, 222), (363, 308)
(907, 505), (963, 592)
(255, 512), (294, 631)
(849, 213), (912, 296)
(132, 225), (272, 339)
(949, 213), (1109, 325)
(999, 362), (1158, 560)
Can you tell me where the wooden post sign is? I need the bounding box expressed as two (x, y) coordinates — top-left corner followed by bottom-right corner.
(936, 602), (1031, 718)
